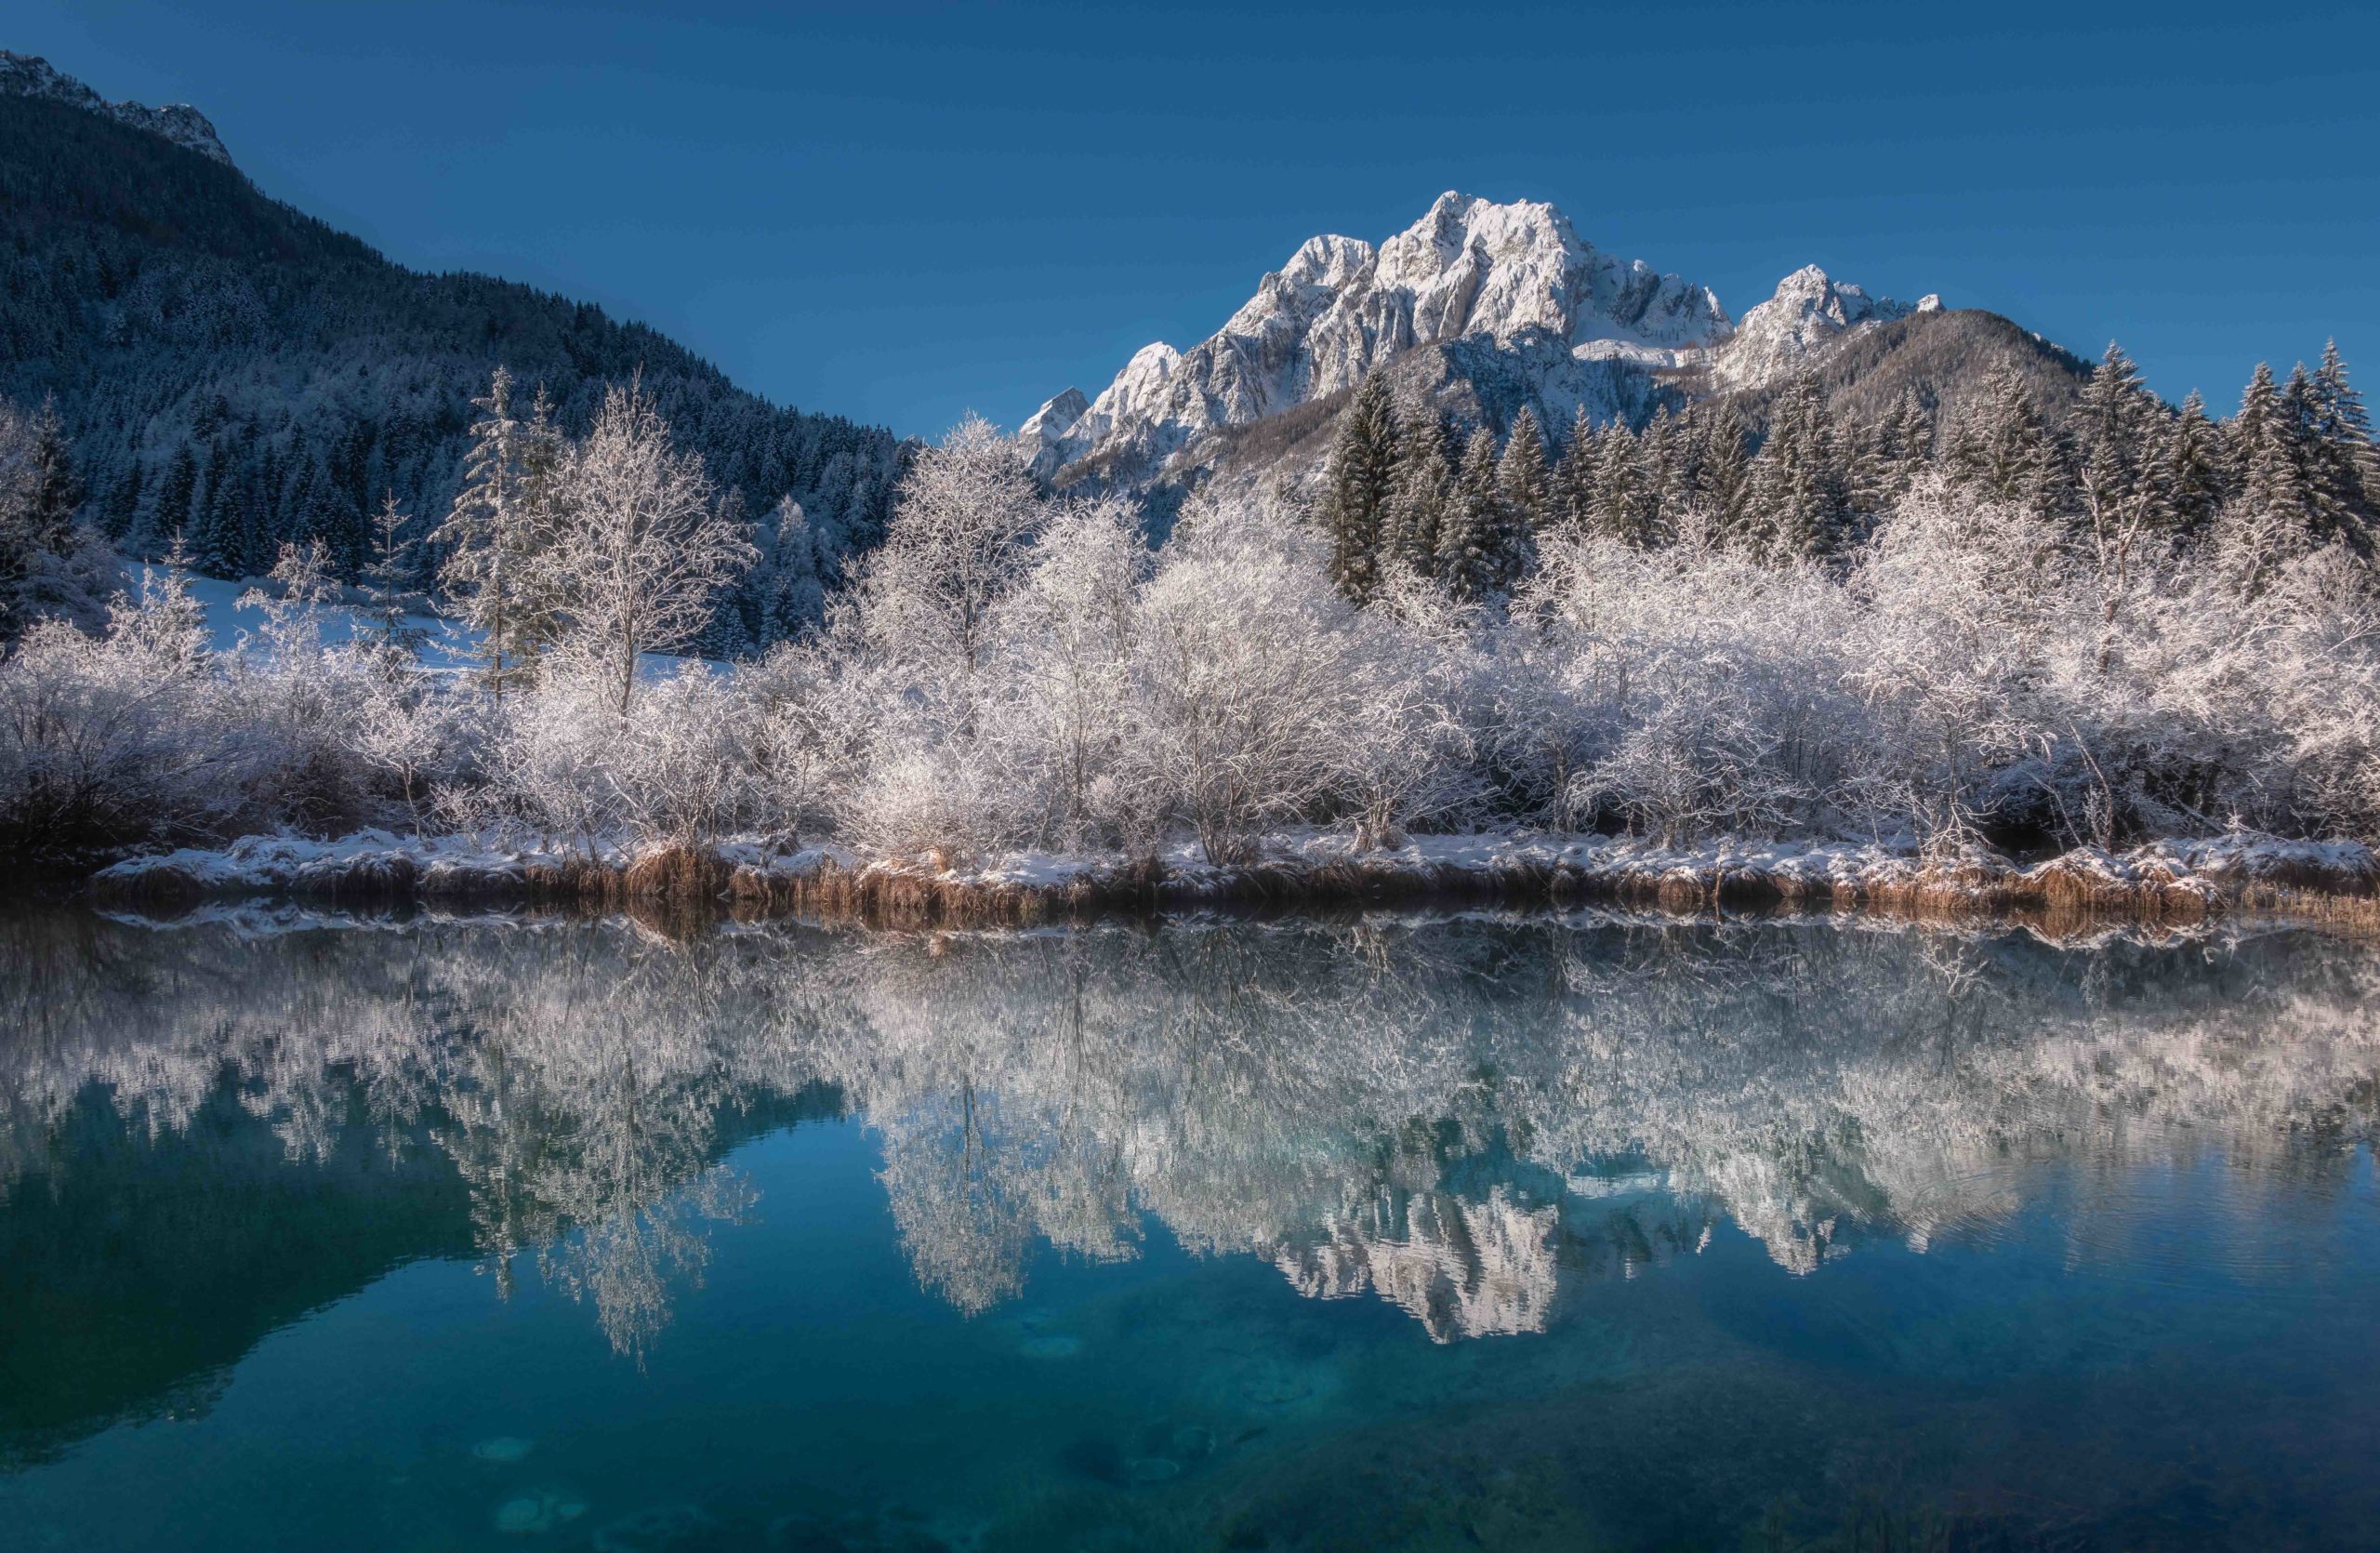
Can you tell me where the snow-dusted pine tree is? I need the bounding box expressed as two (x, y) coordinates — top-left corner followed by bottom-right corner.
(1496, 406), (1550, 535)
(1320, 375), (1400, 604)
(434, 367), (543, 699)
(1383, 412), (1451, 577)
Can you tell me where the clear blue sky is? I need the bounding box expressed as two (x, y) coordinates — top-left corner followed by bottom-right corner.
(12, 0), (2378, 436)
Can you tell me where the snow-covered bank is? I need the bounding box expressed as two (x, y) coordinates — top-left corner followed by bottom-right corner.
(82, 827), (2380, 933)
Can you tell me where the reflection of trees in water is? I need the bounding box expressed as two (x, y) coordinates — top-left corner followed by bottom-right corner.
(3, 909), (2378, 1347)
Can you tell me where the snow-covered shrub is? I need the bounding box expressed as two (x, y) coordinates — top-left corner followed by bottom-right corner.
(1120, 500), (1359, 864)
(973, 496), (1147, 850)
(1850, 476), (2074, 844)
(1507, 525), (1869, 843)
(0, 567), (238, 854)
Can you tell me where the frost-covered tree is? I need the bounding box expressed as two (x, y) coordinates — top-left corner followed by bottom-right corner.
(1496, 406), (1550, 535)
(1949, 365), (2065, 518)
(1437, 426), (1514, 601)
(2218, 362), (2319, 594)
(1382, 413), (1452, 578)
(1749, 375), (1851, 560)
(2159, 390), (2225, 538)
(1126, 505), (1354, 864)
(434, 368), (545, 699)
(1550, 406), (1600, 536)
(2307, 340), (2376, 548)
(856, 414), (1041, 684)
(2077, 343), (2175, 662)
(0, 394), (112, 641)
(1691, 406), (1755, 540)
(357, 492), (428, 674)
(983, 497), (1147, 847)
(542, 378), (756, 715)
(1590, 420), (1655, 547)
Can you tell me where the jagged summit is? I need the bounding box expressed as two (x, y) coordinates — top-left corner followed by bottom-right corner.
(1704, 263), (1939, 389)
(0, 50), (235, 167)
(1024, 192), (1950, 486)
(1025, 192), (1734, 479)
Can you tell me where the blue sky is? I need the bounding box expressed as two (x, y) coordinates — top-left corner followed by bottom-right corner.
(13, 0), (2379, 436)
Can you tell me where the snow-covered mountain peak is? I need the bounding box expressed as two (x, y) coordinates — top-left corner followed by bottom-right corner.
(1282, 233), (1378, 289)
(0, 52), (236, 168)
(1708, 264), (1931, 388)
(1018, 387), (1090, 464)
(1022, 192), (1730, 478)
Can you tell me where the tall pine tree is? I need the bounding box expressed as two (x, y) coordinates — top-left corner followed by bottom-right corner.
(1496, 406), (1551, 534)
(433, 366), (543, 697)
(1319, 375), (1400, 604)
(1437, 426), (1515, 601)
(1748, 376), (1851, 560)
(2160, 391), (2224, 539)
(1549, 405), (1601, 535)
(1383, 410), (1452, 578)
(2307, 340), (2376, 549)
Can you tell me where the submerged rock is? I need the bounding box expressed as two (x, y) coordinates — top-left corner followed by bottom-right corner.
(493, 1490), (586, 1534)
(1126, 1456), (1183, 1485)
(472, 1435), (536, 1463)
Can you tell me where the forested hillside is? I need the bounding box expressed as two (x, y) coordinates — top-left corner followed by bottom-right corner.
(0, 89), (907, 652)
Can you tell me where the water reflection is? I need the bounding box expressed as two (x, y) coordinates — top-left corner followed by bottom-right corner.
(2, 908), (2375, 1436)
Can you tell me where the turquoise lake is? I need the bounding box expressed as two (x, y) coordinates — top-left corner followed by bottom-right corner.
(2, 907), (2377, 1550)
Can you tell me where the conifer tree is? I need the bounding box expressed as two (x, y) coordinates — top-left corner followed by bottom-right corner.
(1437, 426), (1509, 601)
(1319, 375), (1400, 604)
(191, 441), (242, 577)
(2216, 362), (2320, 596)
(100, 461), (142, 542)
(1747, 376), (1850, 560)
(1590, 422), (1655, 546)
(2078, 342), (2173, 553)
(2159, 391), (2224, 539)
(1957, 366), (2066, 516)
(150, 446), (199, 554)
(19, 396), (84, 552)
(2307, 340), (2376, 548)
(1383, 412), (1452, 577)
(1878, 391), (1934, 497)
(2233, 362), (2316, 538)
(1640, 407), (1696, 533)
(433, 366), (545, 697)
(1549, 405), (1600, 535)
(358, 491), (428, 671)
(1692, 405), (1755, 539)
(1496, 406), (1550, 534)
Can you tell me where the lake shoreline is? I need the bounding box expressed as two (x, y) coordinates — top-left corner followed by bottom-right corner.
(70, 828), (2380, 936)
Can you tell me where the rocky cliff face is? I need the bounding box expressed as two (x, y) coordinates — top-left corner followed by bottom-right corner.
(1025, 192), (1937, 487)
(0, 52), (235, 168)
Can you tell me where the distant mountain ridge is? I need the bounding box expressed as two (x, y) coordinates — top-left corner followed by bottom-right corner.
(0, 51), (234, 167)
(1025, 192), (2060, 493)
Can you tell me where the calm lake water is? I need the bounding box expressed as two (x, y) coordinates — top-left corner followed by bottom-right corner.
(3, 906), (2378, 1552)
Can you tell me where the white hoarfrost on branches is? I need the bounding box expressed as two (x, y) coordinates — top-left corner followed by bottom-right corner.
(7, 380), (2379, 888)
(543, 377), (756, 715)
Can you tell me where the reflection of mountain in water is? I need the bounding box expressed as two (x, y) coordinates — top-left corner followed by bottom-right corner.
(3, 909), (2377, 1451)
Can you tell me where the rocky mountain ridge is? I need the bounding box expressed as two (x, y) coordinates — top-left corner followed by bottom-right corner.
(1, 51), (235, 168)
(1025, 192), (1948, 486)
